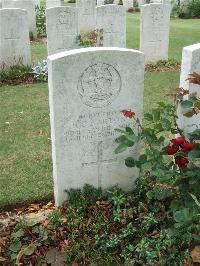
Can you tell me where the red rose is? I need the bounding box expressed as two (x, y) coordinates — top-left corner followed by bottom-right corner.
(165, 145), (179, 155)
(121, 110), (135, 119)
(181, 140), (193, 152)
(172, 136), (185, 146)
(175, 156), (189, 168)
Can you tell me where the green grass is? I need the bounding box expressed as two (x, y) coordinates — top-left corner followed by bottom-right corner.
(0, 13), (199, 207)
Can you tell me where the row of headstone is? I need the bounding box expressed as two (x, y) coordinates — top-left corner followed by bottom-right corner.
(48, 42), (200, 206)
(46, 1), (170, 63)
(1, 0), (37, 39)
(46, 4), (126, 55)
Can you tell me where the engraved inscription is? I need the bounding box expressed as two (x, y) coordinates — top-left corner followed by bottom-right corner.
(78, 63), (121, 107)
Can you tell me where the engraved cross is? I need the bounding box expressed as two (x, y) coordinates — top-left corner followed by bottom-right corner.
(82, 141), (117, 187)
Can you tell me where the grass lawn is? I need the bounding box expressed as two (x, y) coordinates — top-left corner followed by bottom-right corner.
(0, 13), (199, 208)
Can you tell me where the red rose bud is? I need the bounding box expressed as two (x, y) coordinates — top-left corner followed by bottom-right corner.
(165, 145), (179, 155)
(181, 140), (193, 152)
(121, 110), (135, 119)
(175, 156), (189, 168)
(172, 136), (185, 146)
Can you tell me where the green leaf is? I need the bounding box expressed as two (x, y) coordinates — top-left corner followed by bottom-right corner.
(184, 109), (195, 117)
(115, 135), (126, 143)
(125, 157), (136, 167)
(125, 127), (134, 134)
(194, 100), (200, 109)
(188, 146), (200, 159)
(144, 113), (153, 121)
(152, 109), (160, 121)
(161, 118), (171, 130)
(181, 100), (193, 109)
(115, 143), (127, 154)
(23, 244), (37, 256)
(138, 154), (147, 164)
(173, 208), (191, 223)
(9, 238), (22, 253)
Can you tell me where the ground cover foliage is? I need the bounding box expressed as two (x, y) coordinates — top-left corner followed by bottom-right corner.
(1, 75), (200, 266)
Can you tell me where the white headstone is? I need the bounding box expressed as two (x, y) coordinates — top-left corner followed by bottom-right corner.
(46, 0), (61, 8)
(76, 0), (96, 33)
(0, 8), (31, 69)
(178, 43), (200, 133)
(123, 0), (133, 10)
(46, 7), (78, 55)
(48, 47), (144, 206)
(140, 3), (171, 63)
(97, 0), (104, 6)
(11, 0), (37, 39)
(96, 5), (126, 47)
(2, 0), (14, 7)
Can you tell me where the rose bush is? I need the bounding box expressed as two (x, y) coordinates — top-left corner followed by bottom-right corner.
(115, 73), (200, 247)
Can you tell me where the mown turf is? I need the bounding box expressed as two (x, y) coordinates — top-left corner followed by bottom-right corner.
(0, 13), (199, 207)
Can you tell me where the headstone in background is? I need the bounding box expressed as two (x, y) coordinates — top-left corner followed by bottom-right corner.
(97, 0), (104, 6)
(96, 4), (126, 47)
(12, 0), (37, 39)
(178, 43), (200, 133)
(76, 0), (96, 32)
(0, 8), (31, 69)
(46, 0), (61, 8)
(46, 7), (78, 55)
(48, 47), (145, 206)
(140, 3), (171, 63)
(122, 0), (133, 10)
(2, 0), (14, 7)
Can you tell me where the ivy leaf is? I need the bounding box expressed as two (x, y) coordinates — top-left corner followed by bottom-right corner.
(173, 208), (191, 223)
(194, 100), (200, 109)
(9, 238), (22, 253)
(115, 143), (127, 154)
(161, 118), (171, 130)
(125, 127), (134, 134)
(23, 243), (37, 256)
(125, 157), (136, 167)
(181, 100), (193, 109)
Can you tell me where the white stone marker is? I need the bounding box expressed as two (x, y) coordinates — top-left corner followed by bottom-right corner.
(46, 0), (61, 8)
(97, 0), (104, 6)
(0, 8), (31, 69)
(12, 0), (37, 39)
(2, 0), (14, 7)
(46, 7), (78, 55)
(178, 43), (200, 133)
(48, 47), (144, 206)
(122, 0), (133, 10)
(76, 0), (96, 33)
(140, 3), (171, 63)
(96, 5), (126, 48)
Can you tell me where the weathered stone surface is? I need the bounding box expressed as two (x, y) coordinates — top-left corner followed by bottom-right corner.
(11, 0), (37, 39)
(97, 0), (104, 6)
(96, 4), (126, 47)
(178, 43), (200, 133)
(48, 47), (144, 206)
(0, 8), (31, 69)
(76, 0), (96, 32)
(46, 7), (78, 55)
(46, 0), (61, 8)
(122, 0), (133, 10)
(140, 3), (171, 63)
(2, 0), (14, 7)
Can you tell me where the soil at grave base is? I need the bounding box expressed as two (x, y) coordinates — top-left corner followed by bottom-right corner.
(0, 193), (54, 213)
(145, 62), (181, 72)
(31, 36), (47, 44)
